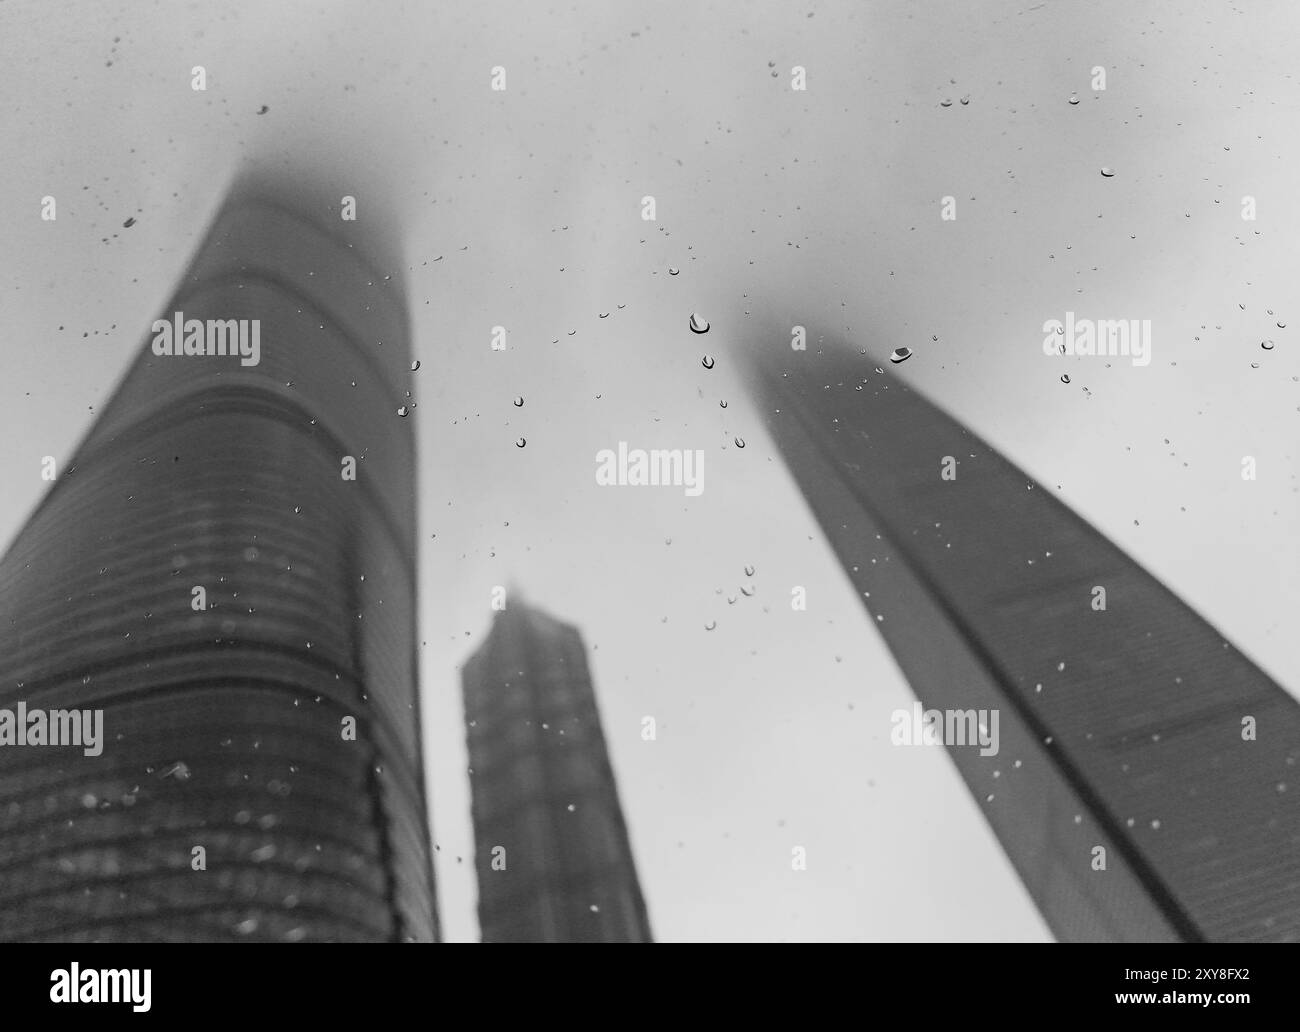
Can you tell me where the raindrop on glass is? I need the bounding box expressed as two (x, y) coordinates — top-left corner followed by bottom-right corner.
(410, 360), (420, 371)
(744, 564), (755, 577)
(689, 313), (710, 334)
(940, 98), (953, 107)
(734, 437), (745, 448)
(1261, 340), (1274, 351)
(705, 620), (716, 631)
(702, 355), (715, 369)
(1061, 374), (1071, 384)
(1068, 93), (1079, 105)
(515, 437), (526, 448)
(396, 406), (408, 417)
(513, 395), (524, 406)
(668, 266), (680, 276)
(719, 399), (728, 408)
(1100, 167), (1115, 177)
(889, 347), (912, 363)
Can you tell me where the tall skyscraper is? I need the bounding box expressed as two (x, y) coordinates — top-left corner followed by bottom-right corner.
(462, 600), (652, 942)
(745, 340), (1299, 943)
(0, 176), (438, 941)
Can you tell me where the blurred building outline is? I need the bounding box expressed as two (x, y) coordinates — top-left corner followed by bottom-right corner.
(0, 178), (438, 941)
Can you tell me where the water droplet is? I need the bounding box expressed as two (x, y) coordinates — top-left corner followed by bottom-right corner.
(1100, 167), (1116, 177)
(1061, 374), (1071, 384)
(701, 355), (715, 369)
(889, 347), (912, 363)
(513, 395), (524, 406)
(719, 399), (728, 408)
(959, 95), (969, 105)
(767, 60), (775, 67)
(410, 360), (420, 371)
(1261, 340), (1274, 351)
(689, 313), (710, 333)
(744, 564), (755, 577)
(705, 620), (716, 631)
(1068, 93), (1079, 105)
(515, 437), (527, 448)
(1278, 321), (1287, 329)
(396, 406), (408, 417)
(940, 98), (953, 107)
(599, 312), (609, 319)
(668, 266), (680, 276)
(734, 437), (745, 448)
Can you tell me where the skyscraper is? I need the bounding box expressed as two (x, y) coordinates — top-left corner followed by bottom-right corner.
(746, 340), (1300, 943)
(0, 176), (437, 941)
(462, 600), (652, 942)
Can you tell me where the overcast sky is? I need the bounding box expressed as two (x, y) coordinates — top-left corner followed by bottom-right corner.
(1, 0), (1296, 941)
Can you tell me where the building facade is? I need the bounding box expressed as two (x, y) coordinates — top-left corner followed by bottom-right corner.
(0, 180), (437, 941)
(462, 601), (652, 942)
(746, 339), (1299, 942)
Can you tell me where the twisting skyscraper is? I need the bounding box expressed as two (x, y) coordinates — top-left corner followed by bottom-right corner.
(746, 334), (1299, 943)
(462, 600), (652, 942)
(0, 175), (437, 941)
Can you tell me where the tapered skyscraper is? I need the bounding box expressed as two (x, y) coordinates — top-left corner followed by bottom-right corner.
(0, 176), (437, 941)
(746, 336), (1299, 943)
(462, 601), (651, 942)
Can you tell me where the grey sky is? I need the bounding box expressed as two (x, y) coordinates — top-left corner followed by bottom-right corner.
(1, 0), (1295, 941)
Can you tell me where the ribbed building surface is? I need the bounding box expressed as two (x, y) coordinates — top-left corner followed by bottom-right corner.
(0, 182), (437, 941)
(747, 342), (1299, 943)
(462, 602), (652, 942)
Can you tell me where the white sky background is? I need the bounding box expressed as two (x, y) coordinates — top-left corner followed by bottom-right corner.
(0, 0), (1296, 942)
